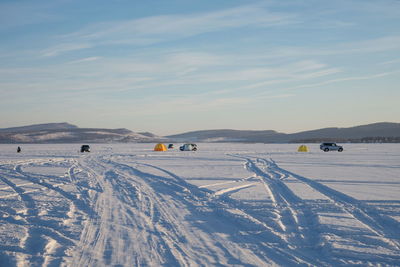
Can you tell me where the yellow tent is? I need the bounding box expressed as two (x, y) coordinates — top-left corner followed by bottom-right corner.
(154, 143), (167, 151)
(297, 145), (308, 152)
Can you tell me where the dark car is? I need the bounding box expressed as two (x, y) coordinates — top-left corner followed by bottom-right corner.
(80, 145), (90, 152)
(320, 142), (343, 152)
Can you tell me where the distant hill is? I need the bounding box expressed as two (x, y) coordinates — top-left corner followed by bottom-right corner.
(167, 122), (400, 143)
(1, 122), (399, 143)
(0, 122), (78, 133)
(167, 129), (285, 142)
(0, 123), (165, 143)
(284, 122), (400, 143)
(138, 132), (161, 138)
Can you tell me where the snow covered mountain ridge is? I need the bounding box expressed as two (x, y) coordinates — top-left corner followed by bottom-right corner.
(0, 122), (399, 143)
(0, 123), (165, 143)
(167, 122), (400, 143)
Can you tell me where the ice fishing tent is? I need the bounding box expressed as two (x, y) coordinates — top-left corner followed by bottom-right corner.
(297, 145), (308, 152)
(154, 143), (167, 151)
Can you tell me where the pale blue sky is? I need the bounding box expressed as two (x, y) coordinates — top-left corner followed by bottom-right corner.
(1, 0), (399, 135)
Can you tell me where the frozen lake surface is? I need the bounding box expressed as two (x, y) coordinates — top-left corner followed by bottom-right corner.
(0, 143), (399, 266)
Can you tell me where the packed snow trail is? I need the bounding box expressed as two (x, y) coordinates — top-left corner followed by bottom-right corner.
(0, 143), (399, 266)
(68, 154), (318, 266)
(232, 155), (400, 265)
(261, 158), (400, 249)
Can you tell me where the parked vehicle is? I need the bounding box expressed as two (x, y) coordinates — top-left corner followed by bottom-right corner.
(80, 145), (90, 152)
(179, 144), (197, 151)
(320, 142), (343, 152)
(168, 144), (174, 149)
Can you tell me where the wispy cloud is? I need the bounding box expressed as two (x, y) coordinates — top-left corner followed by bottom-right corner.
(0, 51), (342, 99)
(43, 5), (295, 56)
(67, 57), (101, 64)
(111, 95), (253, 117)
(280, 70), (400, 92)
(379, 58), (400, 65)
(0, 1), (60, 30)
(67, 5), (293, 38)
(41, 43), (92, 57)
(185, 59), (341, 92)
(271, 35), (400, 58)
(334, 36), (400, 54)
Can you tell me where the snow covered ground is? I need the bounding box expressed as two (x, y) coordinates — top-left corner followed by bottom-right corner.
(0, 143), (399, 266)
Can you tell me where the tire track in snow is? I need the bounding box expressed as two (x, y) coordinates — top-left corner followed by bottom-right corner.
(0, 182), (35, 191)
(68, 163), (103, 194)
(231, 155), (327, 265)
(65, 162), (104, 226)
(14, 163), (96, 217)
(130, 159), (326, 266)
(0, 164), (76, 266)
(241, 156), (400, 264)
(68, 155), (115, 267)
(0, 182), (67, 199)
(72, 156), (181, 266)
(0, 164), (68, 200)
(96, 157), (310, 266)
(70, 156), (188, 266)
(262, 158), (400, 252)
(106, 160), (202, 266)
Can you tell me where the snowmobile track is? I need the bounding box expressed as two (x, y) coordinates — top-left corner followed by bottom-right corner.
(246, 156), (400, 259)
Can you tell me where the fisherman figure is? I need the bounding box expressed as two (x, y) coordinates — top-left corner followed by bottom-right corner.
(17, 146), (21, 153)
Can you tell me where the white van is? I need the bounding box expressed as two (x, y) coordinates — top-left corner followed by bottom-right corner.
(179, 144), (197, 151)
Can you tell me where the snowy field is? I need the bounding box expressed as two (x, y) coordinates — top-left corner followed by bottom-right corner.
(0, 143), (399, 266)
